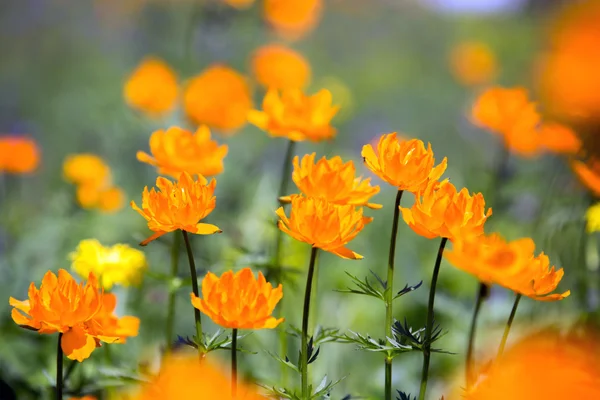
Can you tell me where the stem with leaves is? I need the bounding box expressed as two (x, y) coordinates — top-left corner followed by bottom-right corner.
(165, 233), (181, 353)
(182, 230), (203, 358)
(56, 333), (63, 400)
(301, 247), (319, 399)
(231, 328), (238, 398)
(497, 293), (522, 358)
(465, 282), (488, 387)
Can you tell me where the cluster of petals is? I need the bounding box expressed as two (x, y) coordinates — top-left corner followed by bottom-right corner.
(9, 269), (139, 362)
(0, 136), (40, 174)
(137, 126), (228, 178)
(248, 89), (339, 142)
(123, 57), (179, 116)
(445, 233), (570, 301)
(361, 133), (447, 193)
(131, 172), (221, 246)
(191, 267), (283, 330)
(449, 41), (498, 86)
(276, 194), (372, 259)
(251, 44), (311, 90)
(263, 0), (323, 40)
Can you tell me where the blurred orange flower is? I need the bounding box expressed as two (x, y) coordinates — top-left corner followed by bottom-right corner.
(400, 180), (492, 241)
(263, 0), (322, 40)
(0, 136), (40, 174)
(191, 267), (284, 330)
(251, 44), (311, 90)
(183, 65), (253, 133)
(445, 233), (570, 301)
(137, 126), (228, 178)
(9, 269), (139, 362)
(222, 0), (254, 9)
(248, 89), (339, 142)
(572, 159), (600, 197)
(97, 187), (126, 213)
(538, 122), (581, 154)
(124, 57), (179, 116)
(131, 172), (221, 246)
(449, 41), (498, 86)
(280, 153), (381, 209)
(276, 194), (372, 259)
(361, 134), (447, 193)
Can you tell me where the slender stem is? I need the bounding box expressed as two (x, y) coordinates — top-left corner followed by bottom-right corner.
(231, 328), (238, 398)
(418, 237), (448, 400)
(384, 189), (404, 400)
(465, 282), (489, 387)
(62, 360), (78, 386)
(182, 230), (203, 357)
(301, 247), (319, 399)
(56, 333), (63, 400)
(496, 293), (522, 358)
(165, 233), (181, 353)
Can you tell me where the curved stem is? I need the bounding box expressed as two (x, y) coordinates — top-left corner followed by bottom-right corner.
(56, 333), (63, 400)
(384, 189), (404, 400)
(182, 230), (203, 357)
(465, 282), (489, 387)
(497, 293), (522, 358)
(301, 247), (319, 399)
(418, 237), (448, 400)
(165, 233), (181, 353)
(231, 328), (238, 398)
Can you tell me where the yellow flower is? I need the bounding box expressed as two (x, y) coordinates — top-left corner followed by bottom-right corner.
(123, 57), (178, 116)
(586, 203), (600, 233)
(70, 239), (148, 290)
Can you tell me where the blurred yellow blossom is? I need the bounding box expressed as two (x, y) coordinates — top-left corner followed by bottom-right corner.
(124, 57), (179, 116)
(586, 203), (600, 233)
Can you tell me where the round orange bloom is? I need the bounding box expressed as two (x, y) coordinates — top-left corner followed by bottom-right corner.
(131, 172), (221, 246)
(10, 269), (139, 362)
(539, 122), (581, 154)
(63, 154), (111, 187)
(280, 153), (381, 209)
(137, 126), (228, 178)
(0, 136), (40, 174)
(400, 180), (492, 241)
(123, 57), (178, 116)
(361, 134), (447, 193)
(445, 233), (570, 301)
(276, 194), (372, 259)
(97, 186), (126, 213)
(191, 267), (284, 330)
(263, 0), (322, 40)
(572, 159), (600, 197)
(449, 41), (498, 86)
(222, 0), (254, 9)
(251, 44), (311, 90)
(248, 89), (339, 142)
(183, 65), (252, 133)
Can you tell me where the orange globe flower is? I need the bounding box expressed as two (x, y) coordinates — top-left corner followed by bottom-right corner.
(264, 0), (322, 40)
(400, 180), (492, 241)
(538, 122), (581, 154)
(131, 172), (221, 246)
(63, 154), (111, 187)
(276, 194), (372, 259)
(124, 57), (178, 116)
(449, 41), (498, 86)
(445, 233), (570, 301)
(191, 267), (284, 330)
(183, 64), (253, 133)
(361, 134), (447, 193)
(280, 153), (381, 209)
(9, 269), (139, 362)
(137, 126), (228, 178)
(251, 44), (311, 90)
(0, 136), (40, 174)
(248, 89), (339, 142)
(572, 158), (600, 197)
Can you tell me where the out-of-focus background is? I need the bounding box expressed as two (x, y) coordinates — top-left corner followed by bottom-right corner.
(1, 0), (596, 399)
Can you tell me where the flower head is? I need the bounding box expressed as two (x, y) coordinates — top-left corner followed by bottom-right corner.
(70, 239), (148, 290)
(400, 180), (492, 241)
(124, 57), (178, 116)
(191, 267), (283, 330)
(263, 0), (322, 40)
(137, 126), (228, 178)
(280, 153), (381, 209)
(276, 194), (372, 259)
(0, 136), (40, 174)
(183, 64), (252, 133)
(586, 203), (600, 233)
(361, 134), (447, 193)
(131, 172), (221, 245)
(449, 41), (498, 86)
(10, 269), (139, 361)
(538, 122), (581, 154)
(248, 89), (339, 142)
(251, 44), (311, 90)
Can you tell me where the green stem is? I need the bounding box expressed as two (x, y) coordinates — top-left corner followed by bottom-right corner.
(56, 333), (63, 400)
(165, 233), (181, 353)
(384, 189), (404, 400)
(496, 293), (522, 358)
(182, 230), (203, 357)
(301, 247), (319, 399)
(231, 328), (238, 398)
(418, 237), (448, 400)
(465, 282), (489, 388)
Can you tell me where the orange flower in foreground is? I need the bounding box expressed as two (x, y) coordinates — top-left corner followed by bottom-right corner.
(248, 89), (339, 142)
(449, 41), (498, 86)
(400, 180), (492, 241)
(191, 267), (284, 330)
(184, 65), (252, 133)
(131, 172), (221, 245)
(539, 122), (581, 154)
(9, 269), (139, 362)
(276, 194), (372, 259)
(445, 233), (570, 301)
(572, 159), (600, 197)
(251, 44), (311, 90)
(280, 153), (381, 209)
(362, 134), (447, 193)
(124, 57), (178, 116)
(263, 0), (322, 40)
(137, 126), (228, 178)
(0, 136), (40, 174)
